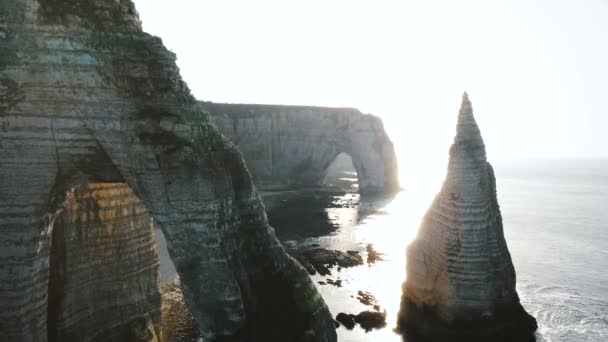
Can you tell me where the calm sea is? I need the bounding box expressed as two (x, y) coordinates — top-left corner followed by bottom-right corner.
(157, 159), (608, 341)
(272, 159), (608, 342)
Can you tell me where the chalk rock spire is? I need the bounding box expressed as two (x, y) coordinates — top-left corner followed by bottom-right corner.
(455, 92), (485, 153)
(396, 94), (537, 341)
(444, 92), (489, 200)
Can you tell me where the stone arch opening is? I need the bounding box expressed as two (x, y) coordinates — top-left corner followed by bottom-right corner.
(205, 103), (399, 195)
(322, 152), (359, 192)
(1, 1), (337, 338)
(12, 125), (335, 342)
(46, 182), (161, 342)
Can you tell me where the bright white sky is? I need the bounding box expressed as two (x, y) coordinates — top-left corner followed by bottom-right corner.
(133, 0), (608, 186)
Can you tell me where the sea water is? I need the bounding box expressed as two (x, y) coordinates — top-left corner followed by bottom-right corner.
(271, 159), (608, 342)
(157, 159), (608, 341)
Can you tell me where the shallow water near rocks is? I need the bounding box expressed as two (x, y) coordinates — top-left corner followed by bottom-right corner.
(271, 159), (608, 342)
(157, 159), (608, 342)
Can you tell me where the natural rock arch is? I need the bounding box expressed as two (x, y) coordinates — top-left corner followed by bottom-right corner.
(206, 103), (399, 194)
(0, 1), (335, 341)
(321, 152), (358, 190)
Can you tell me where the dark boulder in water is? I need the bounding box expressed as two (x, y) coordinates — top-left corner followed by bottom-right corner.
(366, 244), (384, 264)
(356, 291), (379, 307)
(335, 310), (387, 332)
(354, 310), (387, 332)
(336, 313), (356, 330)
(296, 248), (364, 275)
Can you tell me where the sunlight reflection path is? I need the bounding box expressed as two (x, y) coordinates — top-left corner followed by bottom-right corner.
(286, 189), (436, 341)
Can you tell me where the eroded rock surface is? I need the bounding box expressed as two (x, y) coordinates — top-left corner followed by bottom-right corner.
(205, 103), (399, 194)
(161, 282), (200, 342)
(396, 94), (537, 341)
(0, 1), (335, 341)
(47, 184), (161, 342)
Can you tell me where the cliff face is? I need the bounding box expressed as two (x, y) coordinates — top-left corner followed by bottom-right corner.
(396, 94), (537, 341)
(0, 1), (335, 341)
(205, 103), (399, 194)
(48, 184), (160, 342)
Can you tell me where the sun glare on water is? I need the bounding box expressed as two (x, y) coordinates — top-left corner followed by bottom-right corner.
(307, 152), (449, 341)
(312, 188), (440, 341)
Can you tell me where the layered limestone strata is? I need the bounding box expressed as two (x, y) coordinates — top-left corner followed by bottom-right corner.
(0, 1), (336, 341)
(205, 103), (399, 194)
(48, 183), (160, 342)
(396, 94), (537, 341)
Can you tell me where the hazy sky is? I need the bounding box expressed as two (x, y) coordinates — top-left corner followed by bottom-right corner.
(133, 0), (608, 184)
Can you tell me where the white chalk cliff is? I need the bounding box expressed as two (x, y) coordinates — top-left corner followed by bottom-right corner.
(205, 103), (399, 194)
(397, 94), (537, 341)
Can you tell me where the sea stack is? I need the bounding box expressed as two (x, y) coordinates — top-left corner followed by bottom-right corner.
(396, 94), (537, 341)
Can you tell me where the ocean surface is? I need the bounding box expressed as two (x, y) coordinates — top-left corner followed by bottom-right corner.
(157, 159), (608, 341)
(269, 159), (608, 342)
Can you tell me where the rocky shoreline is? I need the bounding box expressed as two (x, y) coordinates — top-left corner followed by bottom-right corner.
(296, 248), (364, 276)
(159, 241), (391, 341)
(161, 282), (201, 342)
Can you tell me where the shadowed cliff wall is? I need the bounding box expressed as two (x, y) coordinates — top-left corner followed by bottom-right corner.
(0, 1), (336, 341)
(48, 183), (160, 342)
